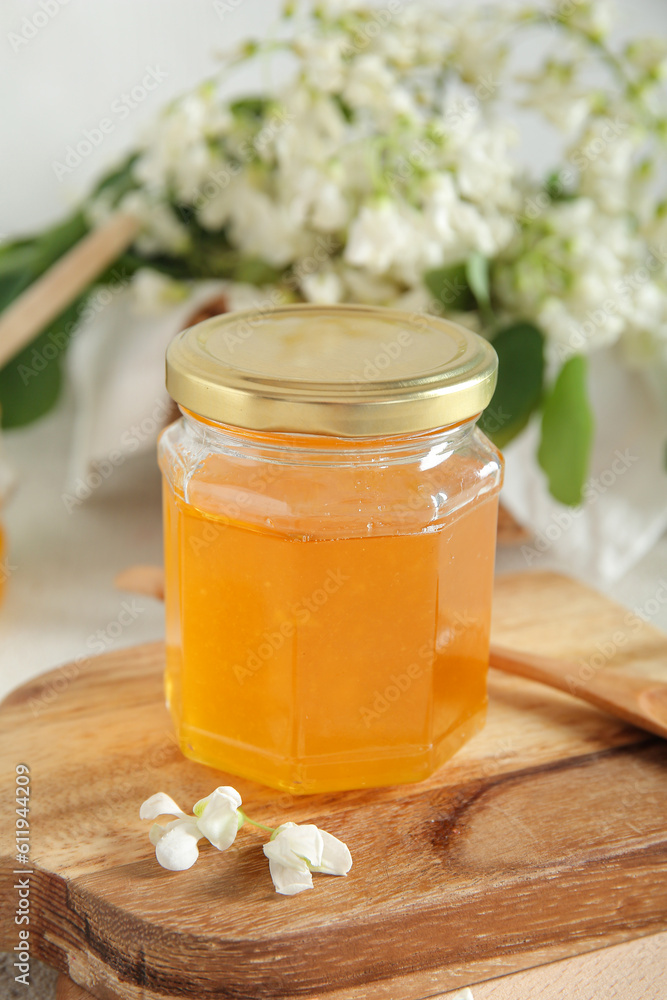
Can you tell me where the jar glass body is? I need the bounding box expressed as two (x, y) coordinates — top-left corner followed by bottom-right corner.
(159, 411), (503, 794)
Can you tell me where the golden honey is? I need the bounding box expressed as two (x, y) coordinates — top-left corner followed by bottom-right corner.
(160, 305), (503, 793)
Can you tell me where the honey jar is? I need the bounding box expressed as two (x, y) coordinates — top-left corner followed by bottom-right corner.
(159, 304), (503, 793)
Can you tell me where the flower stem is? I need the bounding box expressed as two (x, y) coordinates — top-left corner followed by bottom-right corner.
(238, 809), (276, 834)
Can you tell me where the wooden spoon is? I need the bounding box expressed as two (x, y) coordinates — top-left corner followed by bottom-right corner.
(114, 564), (164, 602)
(0, 213), (138, 369)
(113, 565), (667, 741)
(490, 644), (667, 741)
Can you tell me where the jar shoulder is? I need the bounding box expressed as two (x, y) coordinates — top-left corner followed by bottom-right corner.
(159, 419), (503, 538)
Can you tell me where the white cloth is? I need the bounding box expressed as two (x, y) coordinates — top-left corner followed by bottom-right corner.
(66, 286), (667, 587)
(502, 347), (667, 587)
(65, 277), (231, 489)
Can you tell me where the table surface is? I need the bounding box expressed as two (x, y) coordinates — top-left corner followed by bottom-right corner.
(1, 394), (666, 1000)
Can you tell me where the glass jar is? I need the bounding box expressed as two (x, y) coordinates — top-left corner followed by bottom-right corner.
(159, 304), (503, 794)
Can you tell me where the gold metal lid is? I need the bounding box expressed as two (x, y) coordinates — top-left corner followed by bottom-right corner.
(166, 304), (497, 437)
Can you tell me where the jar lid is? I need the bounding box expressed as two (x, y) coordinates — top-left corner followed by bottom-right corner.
(166, 304), (497, 437)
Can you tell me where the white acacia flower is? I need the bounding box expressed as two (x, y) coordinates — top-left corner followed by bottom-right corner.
(300, 269), (344, 304)
(345, 201), (407, 274)
(316, 0), (366, 17)
(295, 35), (347, 93)
(311, 177), (350, 233)
(135, 91), (232, 202)
(345, 200), (443, 284)
(625, 38), (667, 79)
(622, 317), (667, 369)
(623, 281), (667, 336)
(381, 4), (455, 68)
(223, 281), (286, 313)
(447, 201), (503, 259)
(276, 90), (346, 168)
(130, 268), (189, 316)
(120, 191), (190, 257)
(85, 0), (667, 395)
(197, 180), (235, 232)
(448, 9), (510, 86)
(423, 173), (458, 246)
(342, 54), (414, 119)
(555, 0), (613, 40)
(227, 178), (311, 267)
(340, 265), (401, 304)
(495, 198), (644, 355)
(263, 822), (352, 896)
(452, 125), (517, 208)
(279, 165), (350, 234)
(140, 787), (243, 871)
(520, 60), (593, 134)
(575, 125), (635, 215)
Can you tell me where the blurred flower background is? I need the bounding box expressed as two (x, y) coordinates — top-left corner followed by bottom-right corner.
(1, 0), (667, 603)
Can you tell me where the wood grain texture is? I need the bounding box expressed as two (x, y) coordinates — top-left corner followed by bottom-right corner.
(56, 975), (94, 1000)
(1, 571), (667, 1000)
(54, 929), (667, 1000)
(441, 930), (667, 1000)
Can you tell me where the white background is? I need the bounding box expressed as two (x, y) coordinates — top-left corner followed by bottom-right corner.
(2, 0), (667, 236)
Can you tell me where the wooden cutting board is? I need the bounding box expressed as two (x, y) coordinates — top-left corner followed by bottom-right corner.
(1, 571), (667, 1000)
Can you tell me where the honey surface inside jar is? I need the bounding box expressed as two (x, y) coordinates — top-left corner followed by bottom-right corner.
(163, 428), (500, 794)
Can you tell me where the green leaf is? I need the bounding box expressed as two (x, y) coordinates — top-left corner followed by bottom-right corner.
(91, 153), (140, 208)
(332, 94), (354, 122)
(0, 211), (88, 313)
(0, 243), (46, 281)
(424, 263), (475, 312)
(479, 321), (544, 448)
(230, 97), (271, 121)
(538, 355), (594, 506)
(544, 171), (577, 202)
(0, 272), (32, 312)
(0, 212), (93, 426)
(465, 252), (490, 311)
(425, 255), (494, 315)
(0, 296), (87, 428)
(233, 257), (284, 285)
(0, 333), (62, 427)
